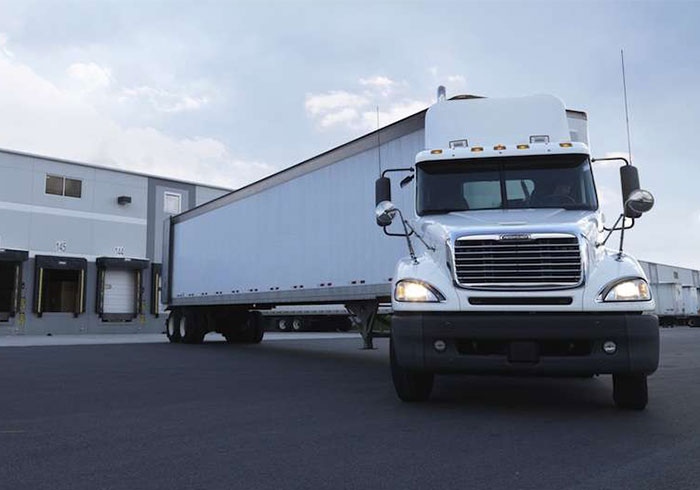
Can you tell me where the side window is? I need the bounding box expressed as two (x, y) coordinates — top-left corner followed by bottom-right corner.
(46, 175), (82, 198)
(45, 175), (64, 196)
(505, 179), (534, 204)
(164, 192), (182, 215)
(64, 178), (82, 198)
(463, 180), (502, 210)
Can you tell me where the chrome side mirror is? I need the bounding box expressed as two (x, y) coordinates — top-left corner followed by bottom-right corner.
(624, 189), (654, 216)
(375, 201), (397, 227)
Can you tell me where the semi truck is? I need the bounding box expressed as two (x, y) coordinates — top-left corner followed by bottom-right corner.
(163, 89), (659, 409)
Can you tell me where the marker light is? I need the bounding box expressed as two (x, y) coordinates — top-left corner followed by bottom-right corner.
(559, 142), (573, 148)
(530, 135), (550, 143)
(430, 149), (443, 154)
(494, 144), (506, 150)
(395, 280), (444, 303)
(471, 147), (484, 152)
(517, 144), (529, 150)
(449, 139), (468, 149)
(601, 278), (651, 302)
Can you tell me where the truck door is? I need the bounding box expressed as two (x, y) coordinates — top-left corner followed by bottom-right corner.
(0, 249), (28, 322)
(34, 255), (87, 318)
(95, 257), (149, 322)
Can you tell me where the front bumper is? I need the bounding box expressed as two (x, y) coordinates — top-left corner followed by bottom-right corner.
(391, 313), (659, 376)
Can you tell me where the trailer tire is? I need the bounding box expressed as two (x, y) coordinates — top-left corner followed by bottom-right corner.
(181, 310), (206, 344)
(291, 317), (304, 332)
(166, 311), (181, 343)
(390, 337), (433, 402)
(613, 374), (648, 410)
(689, 317), (699, 328)
(278, 318), (290, 331)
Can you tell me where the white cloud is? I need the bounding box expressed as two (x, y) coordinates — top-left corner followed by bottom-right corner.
(0, 48), (272, 189)
(0, 33), (13, 58)
(304, 90), (368, 116)
(447, 74), (466, 85)
(120, 85), (209, 113)
(67, 62), (112, 91)
(359, 75), (395, 88)
(305, 79), (429, 132)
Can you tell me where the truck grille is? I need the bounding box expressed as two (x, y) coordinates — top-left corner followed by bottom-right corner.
(453, 234), (582, 289)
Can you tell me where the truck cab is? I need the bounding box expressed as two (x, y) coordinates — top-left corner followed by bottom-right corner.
(376, 92), (659, 409)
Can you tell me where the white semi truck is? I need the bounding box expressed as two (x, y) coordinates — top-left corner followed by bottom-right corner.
(163, 89), (659, 409)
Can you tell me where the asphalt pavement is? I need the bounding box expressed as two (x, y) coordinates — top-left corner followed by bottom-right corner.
(0, 328), (698, 490)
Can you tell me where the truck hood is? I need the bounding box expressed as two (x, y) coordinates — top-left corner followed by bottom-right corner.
(417, 208), (600, 243)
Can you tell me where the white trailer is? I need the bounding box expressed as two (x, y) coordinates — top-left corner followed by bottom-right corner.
(640, 261), (700, 326)
(163, 89), (660, 409)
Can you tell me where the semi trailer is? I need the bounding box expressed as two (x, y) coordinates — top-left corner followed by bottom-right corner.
(163, 89), (659, 409)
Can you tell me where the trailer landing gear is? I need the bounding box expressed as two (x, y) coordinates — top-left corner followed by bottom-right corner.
(346, 300), (378, 350)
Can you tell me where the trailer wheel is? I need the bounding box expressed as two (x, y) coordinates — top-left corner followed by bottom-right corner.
(390, 337), (433, 402)
(291, 317), (304, 332)
(181, 310), (205, 344)
(245, 312), (265, 343)
(689, 317), (699, 328)
(278, 318), (290, 331)
(613, 374), (648, 410)
(166, 311), (182, 343)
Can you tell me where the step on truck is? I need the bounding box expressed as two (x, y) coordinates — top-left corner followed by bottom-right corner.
(163, 87), (659, 410)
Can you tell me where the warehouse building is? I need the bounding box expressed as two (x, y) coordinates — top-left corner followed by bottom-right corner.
(0, 148), (229, 335)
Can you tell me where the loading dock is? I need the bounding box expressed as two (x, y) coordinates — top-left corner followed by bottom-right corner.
(33, 255), (87, 317)
(0, 249), (28, 322)
(96, 257), (149, 322)
(151, 264), (164, 317)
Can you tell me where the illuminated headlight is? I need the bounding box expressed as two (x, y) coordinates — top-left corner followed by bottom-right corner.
(395, 280), (445, 303)
(601, 278), (651, 302)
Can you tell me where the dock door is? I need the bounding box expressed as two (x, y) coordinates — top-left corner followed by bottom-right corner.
(34, 255), (87, 317)
(96, 257), (149, 322)
(0, 249), (28, 322)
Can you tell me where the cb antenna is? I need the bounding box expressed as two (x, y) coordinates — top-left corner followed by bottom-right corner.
(376, 106), (381, 175)
(621, 49), (633, 165)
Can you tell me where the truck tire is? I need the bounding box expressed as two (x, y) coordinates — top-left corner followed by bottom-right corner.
(181, 310), (206, 344)
(613, 374), (648, 410)
(166, 311), (182, 343)
(292, 317), (304, 332)
(245, 312), (265, 343)
(689, 317), (699, 328)
(390, 338), (433, 402)
(278, 318), (290, 331)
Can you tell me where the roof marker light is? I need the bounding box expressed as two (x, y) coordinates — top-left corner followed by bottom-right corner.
(559, 142), (573, 148)
(471, 147), (484, 152)
(517, 144), (529, 150)
(494, 144), (506, 150)
(430, 149), (443, 154)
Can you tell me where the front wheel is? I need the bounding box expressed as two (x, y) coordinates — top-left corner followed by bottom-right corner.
(390, 337), (433, 402)
(613, 374), (648, 410)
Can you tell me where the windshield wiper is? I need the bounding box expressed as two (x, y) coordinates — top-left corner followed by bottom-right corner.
(421, 208), (470, 215)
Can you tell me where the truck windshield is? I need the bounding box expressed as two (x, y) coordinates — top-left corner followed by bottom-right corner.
(416, 154), (598, 215)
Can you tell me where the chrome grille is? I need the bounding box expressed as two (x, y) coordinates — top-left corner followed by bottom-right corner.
(453, 234), (582, 289)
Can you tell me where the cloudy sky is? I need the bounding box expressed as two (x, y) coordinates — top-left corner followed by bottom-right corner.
(0, 0), (698, 268)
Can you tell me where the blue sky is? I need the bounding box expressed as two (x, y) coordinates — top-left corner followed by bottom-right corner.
(0, 0), (698, 268)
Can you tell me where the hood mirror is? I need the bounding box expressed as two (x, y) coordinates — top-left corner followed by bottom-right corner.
(375, 201), (397, 227)
(624, 189), (654, 216)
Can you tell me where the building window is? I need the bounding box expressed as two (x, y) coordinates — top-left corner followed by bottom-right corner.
(164, 192), (182, 215)
(45, 175), (82, 198)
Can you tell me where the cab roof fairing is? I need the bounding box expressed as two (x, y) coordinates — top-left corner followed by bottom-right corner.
(424, 94), (588, 151)
(415, 142), (591, 164)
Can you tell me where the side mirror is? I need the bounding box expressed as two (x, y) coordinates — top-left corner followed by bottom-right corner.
(625, 189), (654, 216)
(375, 176), (391, 206)
(375, 200), (397, 227)
(620, 165), (641, 218)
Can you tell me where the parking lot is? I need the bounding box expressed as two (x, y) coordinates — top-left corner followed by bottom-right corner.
(0, 327), (698, 490)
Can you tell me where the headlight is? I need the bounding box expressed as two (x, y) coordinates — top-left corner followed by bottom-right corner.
(395, 280), (445, 302)
(601, 278), (651, 302)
